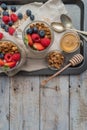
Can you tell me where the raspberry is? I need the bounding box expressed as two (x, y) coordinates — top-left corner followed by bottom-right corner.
(0, 32), (4, 39)
(41, 38), (51, 47)
(2, 16), (10, 24)
(4, 53), (13, 62)
(12, 53), (21, 62)
(10, 13), (18, 22)
(31, 33), (40, 43)
(8, 27), (15, 35)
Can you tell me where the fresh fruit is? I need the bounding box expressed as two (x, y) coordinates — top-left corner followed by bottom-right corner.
(3, 11), (9, 16)
(4, 61), (16, 68)
(0, 32), (4, 39)
(10, 13), (18, 22)
(0, 53), (4, 59)
(12, 53), (21, 62)
(1, 23), (6, 29)
(1, 3), (7, 10)
(8, 27), (15, 35)
(33, 27), (38, 33)
(26, 28), (33, 34)
(33, 43), (45, 51)
(0, 59), (4, 66)
(26, 9), (31, 16)
(30, 14), (35, 21)
(8, 21), (13, 26)
(4, 53), (13, 62)
(4, 26), (9, 32)
(27, 34), (33, 46)
(41, 38), (51, 47)
(31, 34), (40, 43)
(11, 6), (16, 12)
(2, 16), (10, 24)
(17, 13), (23, 20)
(39, 30), (45, 37)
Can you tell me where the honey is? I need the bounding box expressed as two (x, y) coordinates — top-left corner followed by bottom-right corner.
(60, 32), (80, 53)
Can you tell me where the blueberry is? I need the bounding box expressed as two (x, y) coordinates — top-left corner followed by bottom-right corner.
(1, 3), (7, 10)
(11, 6), (16, 12)
(33, 27), (38, 33)
(17, 13), (23, 20)
(30, 14), (35, 21)
(26, 9), (31, 16)
(39, 30), (45, 37)
(1, 23), (6, 29)
(26, 28), (33, 34)
(4, 26), (9, 32)
(2, 11), (9, 16)
(8, 21), (13, 26)
(0, 53), (4, 59)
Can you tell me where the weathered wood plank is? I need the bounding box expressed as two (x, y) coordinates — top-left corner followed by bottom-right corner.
(40, 76), (69, 130)
(0, 76), (9, 130)
(10, 76), (39, 130)
(70, 71), (87, 130)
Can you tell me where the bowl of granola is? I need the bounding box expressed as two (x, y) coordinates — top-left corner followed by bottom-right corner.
(0, 40), (22, 73)
(47, 50), (65, 70)
(23, 21), (54, 57)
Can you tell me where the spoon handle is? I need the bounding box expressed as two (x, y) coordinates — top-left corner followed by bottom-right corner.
(68, 28), (87, 36)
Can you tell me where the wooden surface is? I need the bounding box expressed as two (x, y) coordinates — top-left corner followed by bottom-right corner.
(0, 0), (87, 130)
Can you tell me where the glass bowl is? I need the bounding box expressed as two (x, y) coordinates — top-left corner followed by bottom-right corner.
(60, 31), (80, 53)
(0, 39), (26, 76)
(22, 20), (54, 58)
(46, 50), (65, 70)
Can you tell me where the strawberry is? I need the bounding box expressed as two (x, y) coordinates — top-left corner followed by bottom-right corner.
(12, 53), (21, 62)
(0, 32), (4, 39)
(33, 43), (45, 51)
(10, 13), (18, 22)
(27, 34), (33, 46)
(41, 38), (51, 47)
(8, 27), (15, 35)
(31, 34), (41, 43)
(4, 61), (16, 68)
(2, 16), (10, 24)
(4, 53), (13, 62)
(0, 59), (4, 66)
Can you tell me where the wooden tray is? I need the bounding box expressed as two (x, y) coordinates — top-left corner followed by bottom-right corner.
(0, 0), (87, 75)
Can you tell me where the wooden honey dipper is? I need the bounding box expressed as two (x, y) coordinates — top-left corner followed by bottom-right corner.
(41, 54), (84, 87)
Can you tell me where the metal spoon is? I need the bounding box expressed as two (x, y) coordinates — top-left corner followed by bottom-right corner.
(60, 14), (87, 36)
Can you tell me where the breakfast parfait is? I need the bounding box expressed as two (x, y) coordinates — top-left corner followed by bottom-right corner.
(0, 40), (21, 71)
(23, 21), (53, 53)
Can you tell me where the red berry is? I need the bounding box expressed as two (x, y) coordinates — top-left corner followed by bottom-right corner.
(33, 43), (45, 51)
(2, 16), (10, 24)
(12, 53), (21, 62)
(10, 13), (18, 22)
(41, 38), (51, 47)
(8, 27), (15, 35)
(0, 59), (4, 66)
(4, 53), (13, 62)
(31, 34), (41, 43)
(0, 32), (4, 39)
(4, 61), (16, 68)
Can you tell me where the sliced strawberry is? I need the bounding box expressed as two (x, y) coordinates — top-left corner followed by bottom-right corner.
(31, 34), (41, 43)
(0, 59), (4, 66)
(26, 34), (33, 46)
(33, 43), (45, 51)
(4, 61), (16, 68)
(4, 53), (13, 62)
(41, 38), (51, 47)
(12, 53), (21, 62)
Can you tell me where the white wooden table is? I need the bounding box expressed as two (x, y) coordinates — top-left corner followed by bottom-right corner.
(0, 0), (87, 129)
